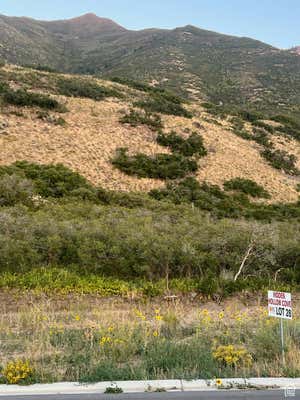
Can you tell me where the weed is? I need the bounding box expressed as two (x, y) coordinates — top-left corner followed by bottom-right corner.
(104, 385), (123, 394)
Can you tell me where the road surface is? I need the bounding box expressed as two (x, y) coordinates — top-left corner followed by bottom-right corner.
(0, 390), (299, 400)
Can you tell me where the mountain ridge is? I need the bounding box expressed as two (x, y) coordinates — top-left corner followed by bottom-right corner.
(0, 13), (300, 118)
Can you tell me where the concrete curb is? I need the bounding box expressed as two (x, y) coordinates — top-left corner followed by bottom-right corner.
(0, 378), (300, 395)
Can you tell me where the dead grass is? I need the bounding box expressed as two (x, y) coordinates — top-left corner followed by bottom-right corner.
(0, 66), (299, 202)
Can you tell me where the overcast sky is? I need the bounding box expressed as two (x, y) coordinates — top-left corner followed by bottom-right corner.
(1, 0), (299, 48)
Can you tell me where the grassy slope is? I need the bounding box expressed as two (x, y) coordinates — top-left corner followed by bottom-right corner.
(0, 64), (299, 203)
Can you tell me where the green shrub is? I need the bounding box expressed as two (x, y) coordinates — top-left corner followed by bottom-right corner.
(271, 115), (300, 130)
(111, 77), (183, 104)
(135, 95), (192, 118)
(261, 149), (299, 175)
(157, 131), (207, 157)
(276, 124), (300, 141)
(143, 339), (217, 379)
(224, 178), (270, 199)
(104, 386), (123, 394)
(149, 177), (250, 218)
(111, 76), (154, 92)
(57, 78), (121, 100)
(112, 148), (198, 179)
(0, 59), (5, 68)
(232, 128), (253, 141)
(0, 161), (93, 198)
(3, 89), (62, 110)
(120, 109), (163, 130)
(150, 176), (300, 221)
(0, 81), (9, 94)
(238, 110), (264, 123)
(252, 128), (273, 148)
(0, 174), (34, 206)
(252, 120), (275, 134)
(27, 64), (57, 73)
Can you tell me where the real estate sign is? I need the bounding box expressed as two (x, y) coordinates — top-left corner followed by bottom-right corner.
(268, 290), (292, 320)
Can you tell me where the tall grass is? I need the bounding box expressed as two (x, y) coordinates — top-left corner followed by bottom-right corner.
(0, 296), (299, 383)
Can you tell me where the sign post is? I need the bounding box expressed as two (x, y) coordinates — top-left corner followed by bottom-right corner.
(268, 290), (292, 367)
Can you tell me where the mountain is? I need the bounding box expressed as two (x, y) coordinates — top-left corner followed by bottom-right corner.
(0, 13), (300, 116)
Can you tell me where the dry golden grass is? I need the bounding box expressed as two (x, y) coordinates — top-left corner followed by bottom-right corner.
(164, 110), (300, 203)
(0, 66), (299, 202)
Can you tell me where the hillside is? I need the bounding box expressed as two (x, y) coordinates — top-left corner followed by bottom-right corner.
(1, 13), (300, 117)
(0, 64), (300, 203)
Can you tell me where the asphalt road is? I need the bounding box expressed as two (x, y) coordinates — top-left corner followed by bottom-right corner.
(0, 390), (299, 400)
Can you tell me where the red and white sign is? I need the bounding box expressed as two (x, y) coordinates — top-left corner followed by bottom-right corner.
(268, 291), (292, 320)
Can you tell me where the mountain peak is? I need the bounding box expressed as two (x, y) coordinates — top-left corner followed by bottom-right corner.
(66, 13), (124, 28)
(68, 13), (105, 23)
(45, 13), (126, 35)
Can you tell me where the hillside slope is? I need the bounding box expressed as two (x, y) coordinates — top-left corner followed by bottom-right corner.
(0, 64), (299, 203)
(0, 14), (300, 116)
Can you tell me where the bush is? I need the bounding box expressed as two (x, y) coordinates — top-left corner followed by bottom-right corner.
(232, 128), (253, 141)
(224, 178), (270, 199)
(120, 109), (163, 130)
(104, 386), (123, 394)
(28, 64), (57, 73)
(0, 174), (34, 206)
(0, 161), (93, 198)
(238, 110), (263, 123)
(1, 360), (35, 385)
(112, 148), (198, 179)
(252, 120), (275, 134)
(57, 78), (121, 100)
(157, 131), (207, 157)
(111, 77), (184, 104)
(135, 95), (192, 118)
(150, 176), (300, 221)
(3, 89), (62, 110)
(261, 149), (299, 175)
(0, 81), (9, 92)
(271, 115), (300, 130)
(252, 128), (273, 148)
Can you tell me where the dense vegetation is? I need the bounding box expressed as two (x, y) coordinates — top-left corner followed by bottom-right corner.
(57, 77), (122, 100)
(0, 161), (93, 198)
(149, 177), (300, 220)
(157, 132), (207, 157)
(135, 95), (192, 118)
(0, 162), (299, 297)
(112, 148), (198, 179)
(223, 178), (270, 199)
(1, 87), (63, 111)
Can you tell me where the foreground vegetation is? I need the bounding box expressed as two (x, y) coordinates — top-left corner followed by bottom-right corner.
(0, 297), (299, 384)
(0, 162), (299, 297)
